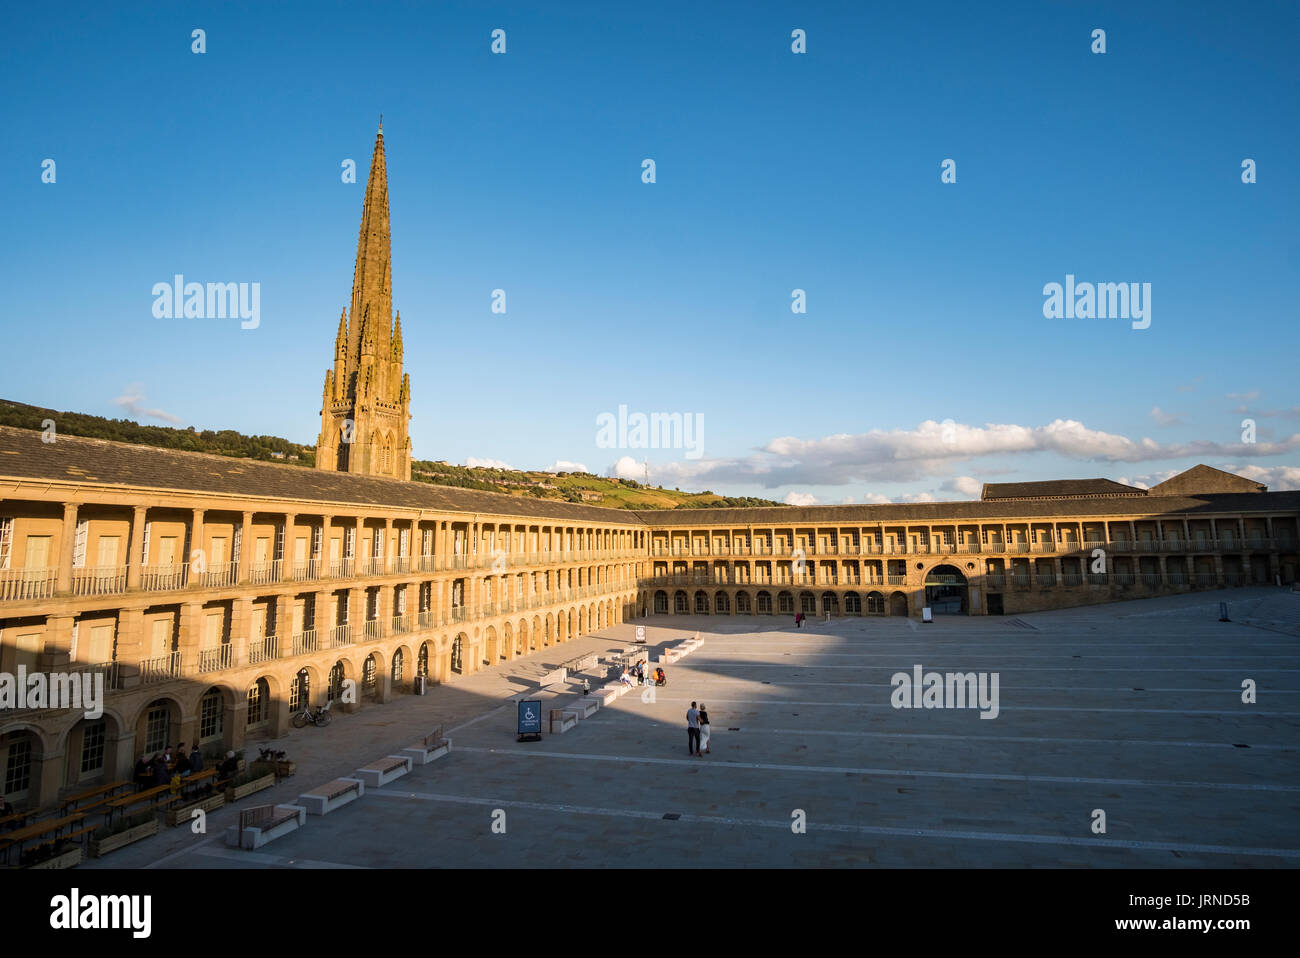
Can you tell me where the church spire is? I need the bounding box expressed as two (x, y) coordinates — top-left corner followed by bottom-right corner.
(347, 125), (391, 366)
(317, 123), (411, 481)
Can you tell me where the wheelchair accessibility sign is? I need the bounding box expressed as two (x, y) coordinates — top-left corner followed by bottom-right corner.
(518, 699), (542, 741)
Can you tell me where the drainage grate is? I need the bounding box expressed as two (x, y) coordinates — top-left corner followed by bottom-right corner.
(662, 813), (681, 820)
(1233, 743), (1250, 749)
(728, 727), (740, 731)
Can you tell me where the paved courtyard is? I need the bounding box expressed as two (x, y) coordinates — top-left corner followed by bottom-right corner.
(86, 588), (1300, 868)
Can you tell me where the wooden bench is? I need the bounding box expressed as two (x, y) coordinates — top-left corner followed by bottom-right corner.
(225, 803), (307, 849)
(104, 784), (173, 824)
(354, 755), (412, 788)
(402, 726), (451, 765)
(0, 813), (86, 866)
(297, 777), (364, 815)
(59, 780), (130, 816)
(550, 709), (577, 734)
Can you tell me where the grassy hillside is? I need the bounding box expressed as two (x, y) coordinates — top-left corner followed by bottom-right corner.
(0, 398), (776, 510)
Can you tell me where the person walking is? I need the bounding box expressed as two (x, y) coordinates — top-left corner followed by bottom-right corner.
(698, 703), (711, 755)
(686, 701), (701, 756)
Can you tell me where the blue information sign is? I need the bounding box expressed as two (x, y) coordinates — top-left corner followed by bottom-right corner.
(518, 699), (542, 736)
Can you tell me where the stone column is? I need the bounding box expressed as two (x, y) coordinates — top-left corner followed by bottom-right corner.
(56, 502), (79, 594)
(231, 596), (254, 666)
(239, 510), (254, 584)
(191, 508), (206, 572)
(127, 505), (147, 589)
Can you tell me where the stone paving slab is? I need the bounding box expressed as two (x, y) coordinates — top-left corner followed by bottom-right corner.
(81, 588), (1300, 868)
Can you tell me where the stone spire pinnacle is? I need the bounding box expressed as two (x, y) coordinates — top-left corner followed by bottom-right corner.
(347, 126), (391, 369)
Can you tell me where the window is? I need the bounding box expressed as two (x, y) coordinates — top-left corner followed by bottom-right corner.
(4, 737), (32, 796)
(290, 669), (310, 712)
(392, 649), (404, 683)
(144, 705), (170, 753)
(80, 721), (106, 774)
(247, 679), (269, 729)
(199, 689), (223, 741)
(328, 662), (346, 701)
(363, 654), (377, 693)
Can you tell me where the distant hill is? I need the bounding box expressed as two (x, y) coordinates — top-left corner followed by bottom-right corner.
(0, 399), (313, 465)
(0, 399), (776, 510)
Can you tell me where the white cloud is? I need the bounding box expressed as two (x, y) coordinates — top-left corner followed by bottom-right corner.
(1149, 406), (1185, 427)
(550, 460), (589, 474)
(465, 457), (513, 469)
(1227, 390), (1260, 401)
(113, 383), (182, 424)
(783, 492), (818, 506)
(895, 492), (936, 503)
(940, 475), (983, 498)
(1219, 464), (1300, 491)
(608, 456), (643, 480)
(636, 418), (1300, 491)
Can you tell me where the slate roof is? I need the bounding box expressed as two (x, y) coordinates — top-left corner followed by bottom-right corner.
(981, 478), (1146, 500)
(0, 426), (641, 524)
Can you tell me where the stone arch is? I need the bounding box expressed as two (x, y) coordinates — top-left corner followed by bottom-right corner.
(654, 590), (668, 614)
(502, 620), (514, 660)
(694, 590), (709, 614)
(131, 696), (185, 758)
(674, 590), (688, 614)
(735, 590), (752, 614)
(866, 590), (885, 614)
(889, 591), (910, 616)
(714, 590), (730, 614)
(451, 632), (469, 674)
(484, 625), (499, 665)
(0, 723), (52, 806)
(61, 710), (125, 791)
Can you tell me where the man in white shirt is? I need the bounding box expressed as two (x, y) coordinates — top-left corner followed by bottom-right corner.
(686, 702), (701, 755)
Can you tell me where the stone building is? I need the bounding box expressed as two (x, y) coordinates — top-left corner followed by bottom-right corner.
(0, 126), (1296, 812)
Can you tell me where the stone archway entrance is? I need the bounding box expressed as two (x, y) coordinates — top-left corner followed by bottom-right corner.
(924, 564), (969, 614)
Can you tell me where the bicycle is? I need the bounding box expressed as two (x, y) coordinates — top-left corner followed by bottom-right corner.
(291, 700), (333, 728)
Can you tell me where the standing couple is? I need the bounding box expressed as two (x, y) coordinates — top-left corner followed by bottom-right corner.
(686, 701), (711, 756)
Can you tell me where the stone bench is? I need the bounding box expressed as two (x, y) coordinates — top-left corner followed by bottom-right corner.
(354, 755), (412, 789)
(659, 649), (681, 664)
(592, 686), (620, 706)
(225, 803), (306, 849)
(550, 709), (577, 734)
(402, 727), (451, 766)
(297, 777), (364, 815)
(566, 699), (599, 720)
(539, 667), (567, 688)
(602, 683), (630, 699)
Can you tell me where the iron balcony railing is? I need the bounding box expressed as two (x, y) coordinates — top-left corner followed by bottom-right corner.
(141, 564), (187, 592)
(139, 651), (183, 684)
(248, 634), (279, 664)
(292, 630), (319, 656)
(250, 559), (281, 585)
(71, 565), (128, 596)
(198, 644), (233, 673)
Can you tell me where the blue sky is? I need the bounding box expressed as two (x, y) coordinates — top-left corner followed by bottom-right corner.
(4, 0), (1298, 502)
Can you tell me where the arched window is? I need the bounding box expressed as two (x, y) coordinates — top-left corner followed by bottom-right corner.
(247, 679), (269, 729)
(199, 688), (224, 743)
(291, 669), (310, 711)
(363, 654), (377, 694)
(417, 642), (429, 678)
(328, 662), (346, 701)
(392, 648), (404, 683)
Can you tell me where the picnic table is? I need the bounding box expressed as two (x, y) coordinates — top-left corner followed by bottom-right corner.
(0, 812), (88, 866)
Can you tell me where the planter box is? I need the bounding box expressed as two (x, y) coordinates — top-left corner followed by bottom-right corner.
(229, 773), (276, 801)
(270, 760), (295, 778)
(165, 791), (226, 827)
(29, 845), (83, 869)
(90, 818), (159, 858)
